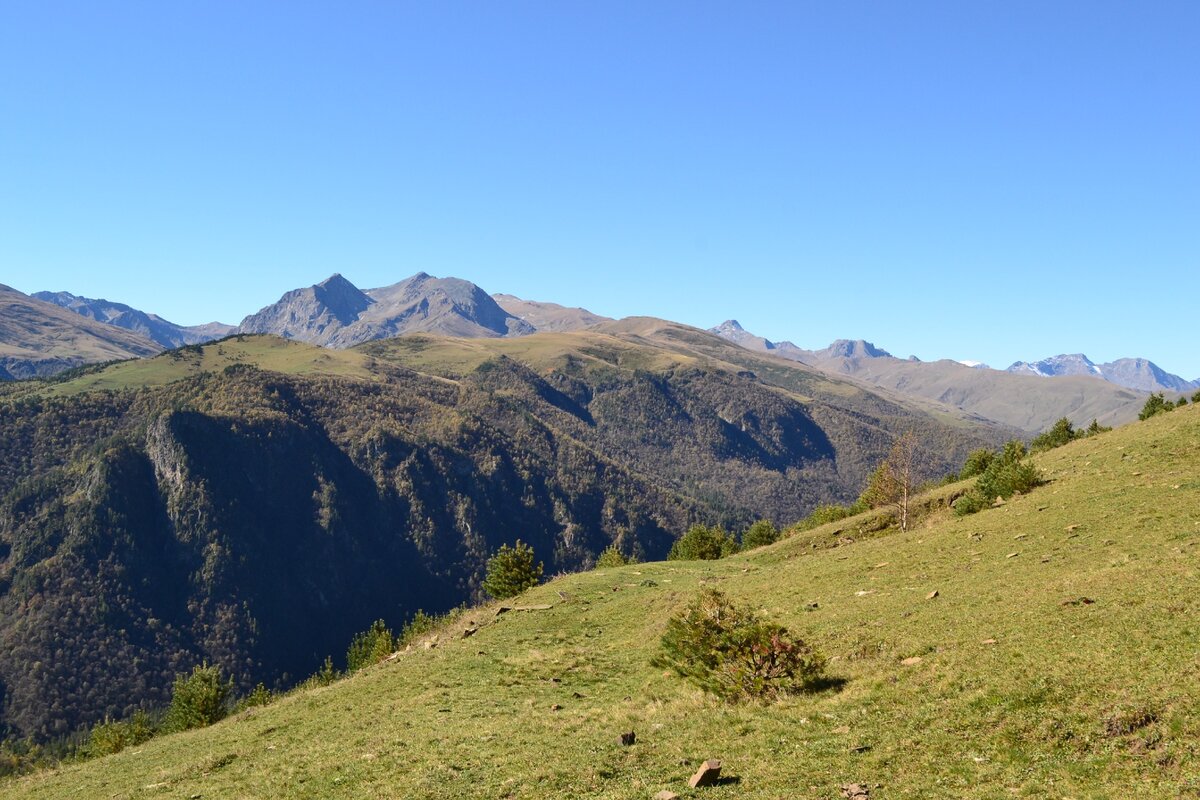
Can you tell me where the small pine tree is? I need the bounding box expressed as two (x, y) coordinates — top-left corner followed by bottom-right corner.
(594, 544), (629, 568)
(313, 655), (338, 686)
(1085, 418), (1111, 437)
(234, 683), (274, 712)
(652, 589), (825, 702)
(1192, 390), (1200, 404)
(1031, 417), (1080, 451)
(400, 609), (438, 646)
(346, 619), (396, 672)
(165, 663), (233, 732)
(740, 519), (778, 549)
(482, 540), (544, 599)
(668, 524), (739, 560)
(1139, 393), (1174, 421)
(1177, 396), (1188, 406)
(959, 448), (995, 479)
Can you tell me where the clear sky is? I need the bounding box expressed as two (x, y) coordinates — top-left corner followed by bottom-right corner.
(2, 2), (1197, 377)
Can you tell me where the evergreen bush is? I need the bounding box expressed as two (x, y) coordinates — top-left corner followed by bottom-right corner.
(165, 663), (233, 732)
(740, 519), (779, 549)
(1139, 393), (1174, 421)
(86, 710), (154, 757)
(594, 544), (630, 568)
(652, 589), (825, 702)
(667, 524), (739, 560)
(346, 619), (396, 672)
(482, 540), (544, 599)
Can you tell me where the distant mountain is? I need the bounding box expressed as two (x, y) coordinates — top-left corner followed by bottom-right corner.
(239, 273), (534, 347)
(493, 294), (610, 332)
(708, 320), (813, 362)
(956, 360), (991, 369)
(0, 284), (162, 379)
(33, 291), (234, 349)
(1007, 354), (1198, 393)
(1007, 353), (1103, 379)
(710, 319), (1146, 432)
(811, 338), (892, 360)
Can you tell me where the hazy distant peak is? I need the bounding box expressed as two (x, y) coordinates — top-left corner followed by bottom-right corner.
(32, 290), (232, 349)
(715, 319), (745, 333)
(1007, 353), (1100, 379)
(1006, 352), (1197, 392)
(818, 339), (892, 359)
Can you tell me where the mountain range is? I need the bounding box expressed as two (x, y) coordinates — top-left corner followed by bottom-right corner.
(32, 291), (234, 349)
(0, 284), (161, 379)
(1006, 352), (1200, 392)
(707, 319), (1191, 430)
(0, 275), (1192, 435)
(0, 270), (1191, 749)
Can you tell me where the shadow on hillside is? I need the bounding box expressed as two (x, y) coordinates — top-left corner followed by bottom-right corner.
(808, 676), (849, 694)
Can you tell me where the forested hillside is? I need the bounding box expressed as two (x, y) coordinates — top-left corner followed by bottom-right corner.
(0, 330), (1001, 740)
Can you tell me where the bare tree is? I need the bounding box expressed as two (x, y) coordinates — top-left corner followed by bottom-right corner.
(861, 431), (920, 531)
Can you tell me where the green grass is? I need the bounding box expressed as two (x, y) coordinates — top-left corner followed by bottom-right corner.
(6, 407), (1200, 798)
(30, 336), (378, 397)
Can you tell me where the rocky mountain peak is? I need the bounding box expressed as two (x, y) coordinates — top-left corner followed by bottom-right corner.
(819, 339), (892, 360)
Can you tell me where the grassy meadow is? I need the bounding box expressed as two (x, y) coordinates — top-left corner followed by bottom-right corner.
(4, 400), (1198, 799)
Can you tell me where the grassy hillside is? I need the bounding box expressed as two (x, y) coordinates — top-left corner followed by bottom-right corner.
(0, 330), (1004, 741)
(0, 285), (161, 379)
(10, 402), (1197, 798)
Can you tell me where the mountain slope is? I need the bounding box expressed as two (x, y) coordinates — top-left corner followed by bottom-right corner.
(239, 273), (534, 346)
(0, 326), (1003, 739)
(32, 291), (234, 349)
(9, 399), (1198, 798)
(493, 294), (610, 332)
(711, 320), (1148, 432)
(0, 285), (161, 379)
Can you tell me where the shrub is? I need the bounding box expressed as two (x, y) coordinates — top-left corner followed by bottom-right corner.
(165, 663), (233, 732)
(86, 710), (154, 757)
(1193, 390), (1200, 404)
(667, 524), (739, 560)
(399, 609), (438, 646)
(346, 619), (396, 672)
(310, 655), (339, 687)
(1085, 418), (1111, 437)
(959, 448), (995, 479)
(594, 544), (630, 568)
(740, 519), (778, 549)
(794, 502), (862, 531)
(482, 540), (544, 599)
(952, 491), (990, 516)
(1177, 396), (1188, 406)
(652, 589), (825, 703)
(956, 440), (1043, 516)
(234, 683), (274, 712)
(1031, 417), (1081, 451)
(1139, 393), (1174, 421)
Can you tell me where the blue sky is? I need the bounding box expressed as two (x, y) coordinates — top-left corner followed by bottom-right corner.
(2, 2), (1197, 377)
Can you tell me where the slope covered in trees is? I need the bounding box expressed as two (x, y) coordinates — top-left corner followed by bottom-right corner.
(0, 330), (1001, 740)
(5, 382), (1197, 798)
